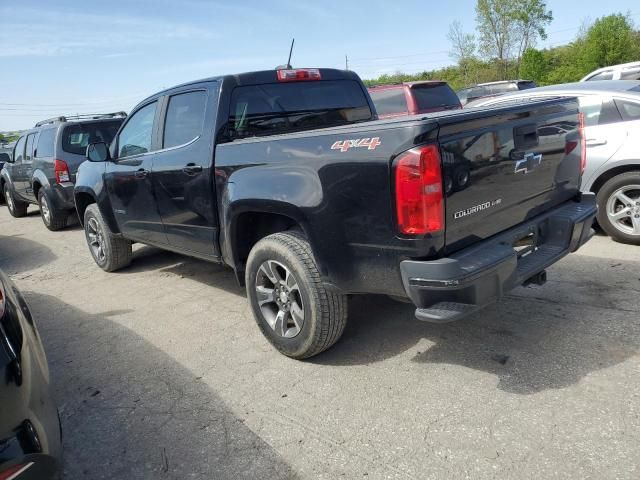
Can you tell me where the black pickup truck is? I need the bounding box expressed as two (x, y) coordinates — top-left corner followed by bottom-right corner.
(75, 68), (596, 358)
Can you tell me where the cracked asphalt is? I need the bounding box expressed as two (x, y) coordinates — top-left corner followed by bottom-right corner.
(1, 206), (639, 479)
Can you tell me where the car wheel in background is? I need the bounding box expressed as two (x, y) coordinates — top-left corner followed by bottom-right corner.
(245, 231), (348, 359)
(596, 171), (640, 245)
(3, 183), (28, 218)
(83, 204), (132, 271)
(38, 190), (68, 231)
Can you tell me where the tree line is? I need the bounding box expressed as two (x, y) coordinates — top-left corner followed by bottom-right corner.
(363, 1), (640, 91)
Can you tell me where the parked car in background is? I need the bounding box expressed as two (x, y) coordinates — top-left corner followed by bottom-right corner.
(75, 67), (595, 359)
(457, 80), (537, 106)
(581, 61), (640, 82)
(468, 80), (640, 245)
(368, 81), (461, 118)
(0, 268), (62, 479)
(0, 143), (14, 175)
(1, 113), (125, 230)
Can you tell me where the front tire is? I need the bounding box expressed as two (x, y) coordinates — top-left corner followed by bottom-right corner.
(596, 172), (640, 245)
(38, 190), (68, 231)
(3, 183), (28, 218)
(245, 231), (348, 359)
(83, 204), (132, 271)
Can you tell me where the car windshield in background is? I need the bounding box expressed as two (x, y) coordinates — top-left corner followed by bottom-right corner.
(368, 89), (408, 115)
(412, 84), (460, 110)
(227, 80), (373, 139)
(62, 121), (121, 155)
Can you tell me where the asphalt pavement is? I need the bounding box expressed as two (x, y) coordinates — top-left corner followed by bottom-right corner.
(1, 206), (639, 479)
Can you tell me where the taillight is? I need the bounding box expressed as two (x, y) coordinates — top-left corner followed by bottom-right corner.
(54, 159), (70, 183)
(0, 282), (5, 318)
(394, 144), (444, 235)
(276, 68), (321, 82)
(578, 112), (586, 174)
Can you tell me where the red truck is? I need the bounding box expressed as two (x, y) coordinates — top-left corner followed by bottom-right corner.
(368, 81), (462, 118)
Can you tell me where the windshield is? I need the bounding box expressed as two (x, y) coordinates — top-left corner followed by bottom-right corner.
(62, 120), (122, 155)
(226, 80), (373, 140)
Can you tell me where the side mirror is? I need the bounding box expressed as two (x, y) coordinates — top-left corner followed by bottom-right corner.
(86, 142), (111, 162)
(0, 152), (12, 163)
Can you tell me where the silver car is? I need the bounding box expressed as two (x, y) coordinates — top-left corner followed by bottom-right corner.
(468, 81), (640, 245)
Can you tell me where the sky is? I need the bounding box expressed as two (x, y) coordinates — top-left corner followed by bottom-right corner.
(0, 0), (638, 131)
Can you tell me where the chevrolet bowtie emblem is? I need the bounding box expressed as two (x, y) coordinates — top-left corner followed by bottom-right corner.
(514, 152), (542, 174)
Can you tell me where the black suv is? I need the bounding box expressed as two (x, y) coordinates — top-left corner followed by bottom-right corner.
(1, 113), (125, 230)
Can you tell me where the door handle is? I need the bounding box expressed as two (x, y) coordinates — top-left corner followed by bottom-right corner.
(134, 168), (149, 179)
(182, 164), (203, 175)
(586, 138), (607, 147)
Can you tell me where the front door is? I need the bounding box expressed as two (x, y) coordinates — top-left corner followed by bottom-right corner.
(9, 136), (27, 200)
(19, 133), (37, 201)
(152, 88), (218, 257)
(106, 100), (167, 244)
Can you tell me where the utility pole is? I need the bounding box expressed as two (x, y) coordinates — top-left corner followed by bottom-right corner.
(345, 54), (349, 70)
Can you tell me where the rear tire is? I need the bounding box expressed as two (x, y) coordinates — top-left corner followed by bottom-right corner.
(3, 183), (28, 218)
(245, 231), (348, 359)
(83, 204), (132, 271)
(38, 190), (68, 231)
(596, 172), (640, 245)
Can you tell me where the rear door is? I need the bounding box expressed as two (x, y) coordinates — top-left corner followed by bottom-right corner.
(106, 100), (166, 244)
(152, 85), (219, 257)
(440, 99), (583, 252)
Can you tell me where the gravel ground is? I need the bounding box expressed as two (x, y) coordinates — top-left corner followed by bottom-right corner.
(1, 206), (639, 480)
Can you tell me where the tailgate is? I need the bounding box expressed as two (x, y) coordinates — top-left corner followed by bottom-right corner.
(438, 98), (582, 252)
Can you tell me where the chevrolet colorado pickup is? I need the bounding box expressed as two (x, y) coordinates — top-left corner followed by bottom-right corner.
(75, 68), (597, 359)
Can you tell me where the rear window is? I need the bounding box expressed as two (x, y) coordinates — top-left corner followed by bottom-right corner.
(227, 80), (373, 140)
(586, 71), (613, 81)
(412, 84), (460, 110)
(368, 88), (408, 115)
(62, 120), (122, 155)
(518, 81), (537, 90)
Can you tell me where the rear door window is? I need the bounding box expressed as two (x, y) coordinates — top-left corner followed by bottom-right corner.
(412, 84), (460, 110)
(163, 91), (207, 148)
(24, 134), (36, 161)
(63, 120), (122, 155)
(368, 88), (408, 115)
(621, 69), (640, 80)
(227, 80), (373, 139)
(35, 128), (56, 157)
(615, 100), (640, 121)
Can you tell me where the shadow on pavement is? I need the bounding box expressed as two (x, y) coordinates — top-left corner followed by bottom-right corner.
(122, 246), (245, 297)
(26, 292), (296, 480)
(0, 234), (57, 273)
(314, 255), (640, 395)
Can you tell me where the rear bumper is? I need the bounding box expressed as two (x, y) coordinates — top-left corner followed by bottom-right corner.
(48, 183), (75, 210)
(400, 193), (597, 322)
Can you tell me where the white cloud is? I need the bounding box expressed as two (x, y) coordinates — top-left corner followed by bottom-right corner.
(0, 7), (217, 58)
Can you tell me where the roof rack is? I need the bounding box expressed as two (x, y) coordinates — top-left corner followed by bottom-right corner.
(34, 111), (127, 128)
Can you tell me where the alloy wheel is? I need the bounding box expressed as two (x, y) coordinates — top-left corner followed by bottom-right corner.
(87, 217), (107, 263)
(40, 195), (51, 225)
(255, 260), (305, 338)
(606, 185), (640, 236)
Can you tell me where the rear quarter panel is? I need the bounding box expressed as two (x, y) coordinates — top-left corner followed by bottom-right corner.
(214, 119), (441, 296)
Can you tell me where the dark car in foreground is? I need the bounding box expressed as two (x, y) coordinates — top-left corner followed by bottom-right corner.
(0, 269), (61, 479)
(457, 80), (537, 106)
(75, 67), (596, 359)
(368, 81), (461, 118)
(1, 113), (125, 230)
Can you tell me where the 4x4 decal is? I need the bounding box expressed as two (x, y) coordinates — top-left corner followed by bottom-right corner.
(331, 137), (381, 152)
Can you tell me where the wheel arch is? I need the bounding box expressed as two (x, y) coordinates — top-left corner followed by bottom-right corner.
(588, 163), (640, 195)
(74, 187), (120, 233)
(225, 206), (310, 286)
